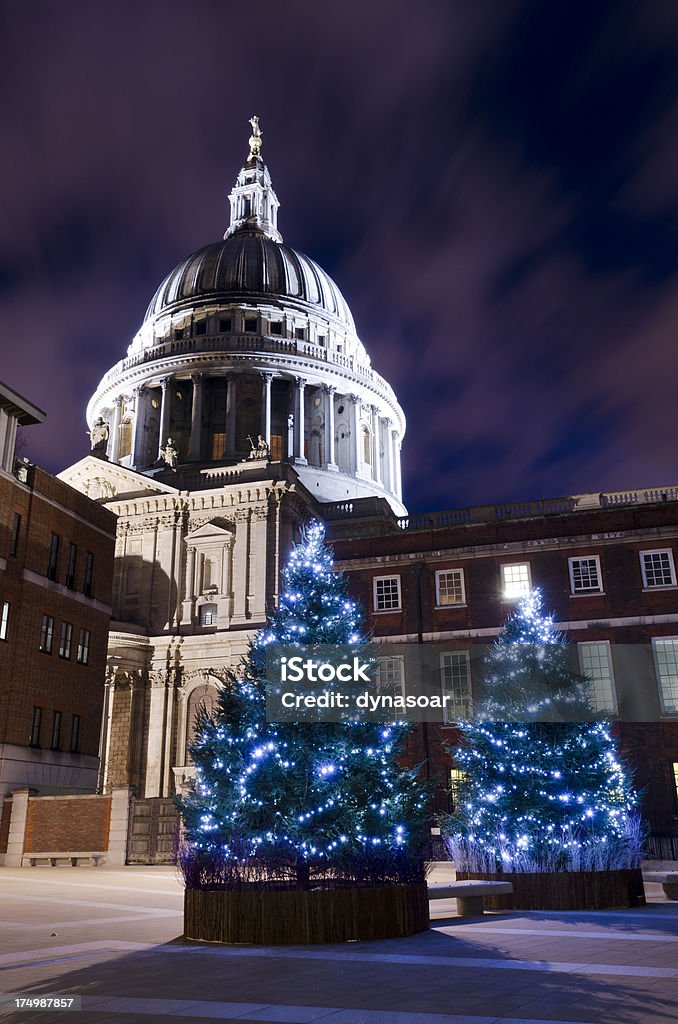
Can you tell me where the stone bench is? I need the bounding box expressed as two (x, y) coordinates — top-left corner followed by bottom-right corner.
(662, 873), (678, 900)
(22, 852), (105, 868)
(428, 880), (514, 917)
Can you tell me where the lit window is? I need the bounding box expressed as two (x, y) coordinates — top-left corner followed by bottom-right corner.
(65, 543), (77, 589)
(373, 576), (401, 612)
(449, 768), (467, 812)
(653, 638), (678, 713)
(76, 629), (90, 665)
(30, 707), (42, 747)
(569, 556), (603, 594)
(70, 714), (80, 753)
(244, 318), (257, 332)
(0, 601), (9, 641)
(440, 651), (472, 724)
(47, 533), (60, 581)
(10, 513), (21, 556)
(501, 563), (531, 600)
(199, 603), (217, 626)
(436, 569), (465, 606)
(578, 641), (617, 713)
(59, 621), (73, 660)
(376, 656), (405, 697)
(83, 552), (94, 597)
(50, 710), (62, 751)
(641, 550), (676, 589)
(39, 614), (54, 654)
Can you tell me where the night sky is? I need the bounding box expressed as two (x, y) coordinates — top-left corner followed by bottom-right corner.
(2, 1), (678, 514)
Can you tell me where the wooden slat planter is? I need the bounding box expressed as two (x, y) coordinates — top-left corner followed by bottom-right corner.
(455, 868), (646, 911)
(184, 882), (430, 944)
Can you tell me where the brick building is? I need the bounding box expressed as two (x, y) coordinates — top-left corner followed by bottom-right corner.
(327, 490), (678, 843)
(0, 380), (117, 798)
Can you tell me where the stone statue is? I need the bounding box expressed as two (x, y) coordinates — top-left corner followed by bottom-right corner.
(247, 434), (270, 460)
(248, 115), (262, 160)
(159, 437), (178, 470)
(88, 417), (109, 456)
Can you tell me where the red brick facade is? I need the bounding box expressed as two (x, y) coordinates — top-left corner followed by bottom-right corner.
(0, 462), (117, 796)
(328, 497), (678, 837)
(23, 794), (112, 853)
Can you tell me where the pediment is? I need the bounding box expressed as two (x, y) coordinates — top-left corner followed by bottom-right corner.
(58, 456), (180, 502)
(186, 518), (235, 543)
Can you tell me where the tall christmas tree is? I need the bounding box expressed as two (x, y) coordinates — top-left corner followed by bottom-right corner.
(441, 590), (643, 873)
(178, 521), (429, 890)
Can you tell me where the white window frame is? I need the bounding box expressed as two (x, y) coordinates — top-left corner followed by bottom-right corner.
(199, 603), (217, 626)
(652, 637), (678, 715)
(435, 569), (466, 607)
(440, 650), (472, 725)
(500, 562), (531, 601)
(376, 655), (406, 698)
(373, 575), (401, 613)
(640, 549), (677, 590)
(577, 640), (617, 713)
(568, 555), (603, 595)
(0, 601), (9, 641)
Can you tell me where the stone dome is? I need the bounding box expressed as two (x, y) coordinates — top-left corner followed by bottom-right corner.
(144, 233), (355, 332)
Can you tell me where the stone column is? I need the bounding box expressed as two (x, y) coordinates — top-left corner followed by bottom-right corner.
(231, 509), (250, 624)
(188, 373), (204, 462)
(109, 395), (124, 463)
(107, 786), (132, 866)
(260, 372), (273, 446)
(226, 376), (236, 454)
(157, 377), (172, 459)
(393, 430), (402, 500)
(180, 545), (196, 625)
(4, 788), (30, 867)
(131, 386), (146, 468)
(144, 674), (167, 797)
(292, 377), (307, 464)
(383, 417), (393, 493)
(350, 395), (362, 476)
(371, 406), (382, 484)
(323, 384), (337, 470)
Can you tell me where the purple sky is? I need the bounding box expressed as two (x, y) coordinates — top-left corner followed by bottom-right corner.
(2, 1), (678, 513)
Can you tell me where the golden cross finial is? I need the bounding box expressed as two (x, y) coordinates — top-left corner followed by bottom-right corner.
(248, 115), (262, 160)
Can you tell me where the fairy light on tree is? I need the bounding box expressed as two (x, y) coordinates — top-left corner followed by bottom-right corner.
(441, 589), (644, 873)
(178, 520), (429, 890)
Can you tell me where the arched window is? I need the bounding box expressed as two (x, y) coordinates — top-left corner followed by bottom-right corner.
(185, 683), (217, 763)
(362, 425), (372, 465)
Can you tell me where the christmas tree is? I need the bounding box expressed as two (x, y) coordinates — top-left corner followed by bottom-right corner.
(178, 521), (429, 890)
(440, 589), (644, 873)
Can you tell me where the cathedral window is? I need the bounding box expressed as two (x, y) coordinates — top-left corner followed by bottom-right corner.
(173, 328), (184, 340)
(199, 603), (216, 626)
(118, 418), (132, 459)
(244, 318), (257, 332)
(196, 320), (207, 336)
(270, 321), (282, 335)
(295, 327), (305, 341)
(219, 318), (232, 333)
(362, 426), (372, 465)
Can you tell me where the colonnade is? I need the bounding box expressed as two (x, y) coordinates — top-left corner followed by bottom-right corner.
(107, 371), (402, 499)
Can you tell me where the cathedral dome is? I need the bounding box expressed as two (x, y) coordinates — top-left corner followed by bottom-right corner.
(144, 233), (355, 332)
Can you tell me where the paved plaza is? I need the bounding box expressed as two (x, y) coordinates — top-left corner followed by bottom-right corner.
(0, 867), (676, 1024)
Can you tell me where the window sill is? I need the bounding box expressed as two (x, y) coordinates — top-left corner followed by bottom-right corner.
(570, 591), (606, 598)
(373, 608), (402, 615)
(435, 603), (467, 610)
(642, 585), (678, 593)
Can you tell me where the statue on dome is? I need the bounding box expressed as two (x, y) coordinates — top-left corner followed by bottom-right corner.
(248, 115), (263, 160)
(88, 416), (109, 457)
(247, 434), (270, 460)
(159, 437), (178, 470)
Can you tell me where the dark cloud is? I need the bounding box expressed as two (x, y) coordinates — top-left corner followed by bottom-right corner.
(2, 0), (678, 512)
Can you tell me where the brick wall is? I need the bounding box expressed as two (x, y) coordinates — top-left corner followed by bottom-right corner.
(23, 795), (112, 853)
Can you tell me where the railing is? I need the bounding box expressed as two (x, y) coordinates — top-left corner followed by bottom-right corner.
(601, 487), (678, 507)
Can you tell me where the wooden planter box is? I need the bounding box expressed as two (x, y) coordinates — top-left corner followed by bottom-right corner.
(184, 882), (430, 944)
(455, 868), (646, 911)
